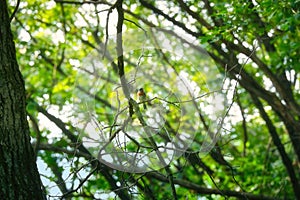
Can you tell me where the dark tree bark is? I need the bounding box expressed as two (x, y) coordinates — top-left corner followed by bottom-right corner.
(0, 0), (45, 199)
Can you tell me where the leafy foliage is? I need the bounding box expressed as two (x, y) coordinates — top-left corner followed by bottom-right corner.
(7, 0), (300, 199)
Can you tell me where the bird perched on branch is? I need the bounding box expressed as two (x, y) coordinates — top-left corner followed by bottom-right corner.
(137, 88), (148, 110)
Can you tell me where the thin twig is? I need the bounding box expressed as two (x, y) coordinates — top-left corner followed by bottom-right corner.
(61, 167), (98, 199)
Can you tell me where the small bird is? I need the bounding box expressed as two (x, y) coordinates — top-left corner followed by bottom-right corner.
(137, 88), (148, 110)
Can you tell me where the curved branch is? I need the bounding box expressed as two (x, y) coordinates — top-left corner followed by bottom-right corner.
(9, 0), (20, 22)
(175, 0), (213, 29)
(139, 0), (202, 38)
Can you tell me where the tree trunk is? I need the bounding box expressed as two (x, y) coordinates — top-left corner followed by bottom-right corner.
(0, 0), (45, 199)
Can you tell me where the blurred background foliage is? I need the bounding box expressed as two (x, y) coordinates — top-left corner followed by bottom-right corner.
(8, 0), (300, 199)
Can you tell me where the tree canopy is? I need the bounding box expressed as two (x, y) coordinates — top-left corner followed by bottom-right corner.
(5, 0), (300, 199)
